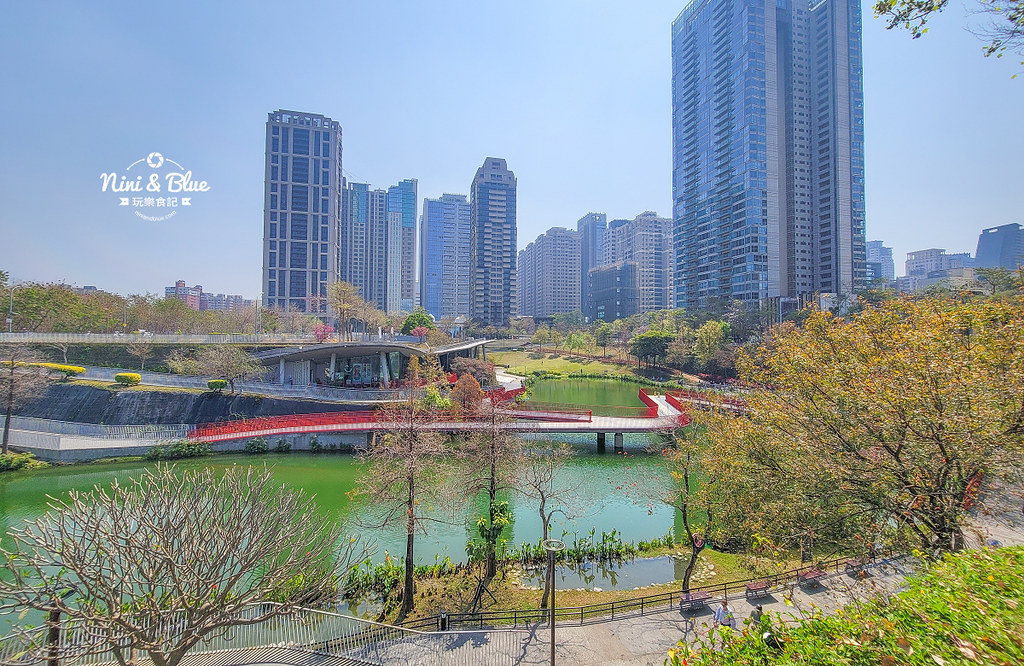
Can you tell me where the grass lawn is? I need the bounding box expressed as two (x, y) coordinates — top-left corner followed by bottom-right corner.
(489, 350), (636, 377)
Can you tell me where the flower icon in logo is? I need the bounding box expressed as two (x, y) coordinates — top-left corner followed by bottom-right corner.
(146, 152), (165, 169)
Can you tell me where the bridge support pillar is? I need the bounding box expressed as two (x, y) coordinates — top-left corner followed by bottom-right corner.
(597, 432), (606, 453)
(614, 432), (624, 453)
(329, 353), (337, 380)
(279, 358), (285, 385)
(480, 345), (487, 361)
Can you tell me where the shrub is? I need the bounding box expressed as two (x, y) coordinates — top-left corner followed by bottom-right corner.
(245, 437), (269, 454)
(146, 440), (211, 460)
(114, 372), (141, 386)
(309, 435), (322, 454)
(0, 453), (49, 473)
(35, 363), (86, 381)
(207, 379), (228, 392)
(274, 438), (292, 453)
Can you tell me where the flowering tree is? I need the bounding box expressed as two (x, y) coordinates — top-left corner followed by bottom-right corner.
(313, 321), (335, 343)
(410, 325), (429, 343)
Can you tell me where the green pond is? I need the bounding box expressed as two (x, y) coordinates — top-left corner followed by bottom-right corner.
(0, 440), (681, 567)
(526, 378), (649, 416)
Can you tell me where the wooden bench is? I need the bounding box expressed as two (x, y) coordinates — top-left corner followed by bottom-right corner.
(797, 568), (826, 587)
(745, 580), (772, 600)
(678, 591), (712, 612)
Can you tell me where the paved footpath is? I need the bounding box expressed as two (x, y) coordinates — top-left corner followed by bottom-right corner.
(506, 558), (914, 666)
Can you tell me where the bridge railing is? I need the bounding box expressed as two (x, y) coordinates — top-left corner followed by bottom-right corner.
(0, 332), (314, 345)
(637, 388), (660, 418)
(0, 603), (530, 666)
(0, 416), (190, 441)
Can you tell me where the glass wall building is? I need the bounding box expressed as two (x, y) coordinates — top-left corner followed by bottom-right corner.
(420, 193), (471, 320)
(671, 0), (865, 308)
(975, 223), (1023, 270)
(470, 157), (517, 327)
(262, 110), (344, 313)
(387, 179), (418, 312)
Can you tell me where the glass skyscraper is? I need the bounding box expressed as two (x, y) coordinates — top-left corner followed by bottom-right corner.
(262, 110), (343, 314)
(387, 179), (418, 312)
(671, 0), (865, 308)
(420, 193), (471, 320)
(470, 158), (517, 327)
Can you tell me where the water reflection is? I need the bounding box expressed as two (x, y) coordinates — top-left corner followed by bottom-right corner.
(520, 555), (691, 590)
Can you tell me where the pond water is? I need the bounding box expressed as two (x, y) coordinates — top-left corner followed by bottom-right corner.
(525, 378), (647, 415)
(0, 439), (680, 572)
(520, 555), (691, 591)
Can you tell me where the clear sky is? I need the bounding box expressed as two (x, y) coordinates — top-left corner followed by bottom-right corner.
(1, 1), (1020, 298)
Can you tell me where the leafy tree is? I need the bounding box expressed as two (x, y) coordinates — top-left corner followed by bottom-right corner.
(165, 348), (201, 375)
(194, 346), (263, 393)
(977, 267), (1024, 295)
(549, 329), (563, 349)
(400, 307), (435, 335)
(565, 331), (586, 356)
(0, 464), (363, 666)
(451, 373), (485, 413)
(0, 344), (52, 454)
(531, 325), (551, 346)
(594, 321), (612, 356)
(628, 329), (675, 367)
(452, 357), (496, 386)
(551, 311), (584, 332)
(874, 0), (1024, 69)
(327, 281), (364, 341)
(704, 296), (1024, 553)
(692, 320), (728, 370)
(352, 399), (452, 616)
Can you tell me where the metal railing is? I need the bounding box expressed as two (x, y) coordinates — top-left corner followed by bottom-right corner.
(402, 555), (901, 631)
(0, 416), (190, 441)
(0, 603), (529, 666)
(0, 333), (314, 345)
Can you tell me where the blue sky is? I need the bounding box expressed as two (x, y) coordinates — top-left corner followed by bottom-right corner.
(1, 1), (1020, 298)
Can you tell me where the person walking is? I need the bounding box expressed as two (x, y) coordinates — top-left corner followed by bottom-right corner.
(713, 599), (736, 630)
(749, 604), (764, 625)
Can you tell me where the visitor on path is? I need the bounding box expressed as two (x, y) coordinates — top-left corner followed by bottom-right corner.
(713, 600), (736, 629)
(749, 604), (764, 625)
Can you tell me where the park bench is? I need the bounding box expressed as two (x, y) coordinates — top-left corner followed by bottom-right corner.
(797, 568), (826, 587)
(745, 580), (772, 600)
(678, 591), (712, 612)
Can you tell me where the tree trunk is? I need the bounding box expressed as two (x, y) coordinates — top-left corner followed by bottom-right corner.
(485, 439), (498, 580)
(3, 382), (13, 455)
(403, 470), (416, 615)
(539, 512), (551, 609)
(681, 541), (704, 592)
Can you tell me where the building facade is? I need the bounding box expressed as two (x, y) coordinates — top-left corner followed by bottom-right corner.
(420, 193), (471, 320)
(588, 262), (639, 322)
(671, 0), (866, 308)
(517, 227), (581, 318)
(165, 280), (202, 310)
(602, 212), (674, 313)
(975, 223), (1024, 270)
(577, 212), (607, 319)
(387, 179), (418, 312)
(262, 110), (343, 314)
(469, 158), (517, 327)
(866, 240), (895, 282)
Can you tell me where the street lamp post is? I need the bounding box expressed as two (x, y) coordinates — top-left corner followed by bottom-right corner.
(7, 284), (21, 334)
(542, 538), (565, 666)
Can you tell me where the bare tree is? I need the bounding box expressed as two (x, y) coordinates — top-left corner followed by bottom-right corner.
(46, 341), (72, 365)
(125, 343), (154, 371)
(194, 346), (264, 392)
(351, 399), (453, 617)
(0, 344), (52, 455)
(327, 281), (364, 341)
(518, 441), (584, 609)
(462, 401), (522, 581)
(0, 464), (364, 666)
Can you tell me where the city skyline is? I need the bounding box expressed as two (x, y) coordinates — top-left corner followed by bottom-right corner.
(1, 1), (1022, 298)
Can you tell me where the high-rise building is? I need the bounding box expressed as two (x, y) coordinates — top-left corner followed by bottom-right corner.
(602, 212), (674, 313)
(975, 223), (1024, 270)
(165, 280), (202, 310)
(866, 240), (895, 282)
(388, 179), (418, 312)
(420, 193), (471, 320)
(588, 263), (639, 322)
(905, 248), (972, 277)
(262, 110), (343, 314)
(671, 0), (865, 308)
(341, 179), (415, 313)
(470, 158), (517, 327)
(518, 227), (581, 318)
(577, 212), (607, 319)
